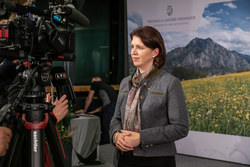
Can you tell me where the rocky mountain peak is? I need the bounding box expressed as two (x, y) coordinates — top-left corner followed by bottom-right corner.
(166, 37), (250, 74)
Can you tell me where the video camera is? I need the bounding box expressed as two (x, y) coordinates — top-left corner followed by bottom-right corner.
(0, 1), (88, 166)
(0, 0), (89, 61)
(0, 0), (89, 110)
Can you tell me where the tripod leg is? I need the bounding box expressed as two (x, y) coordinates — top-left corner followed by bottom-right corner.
(2, 119), (26, 167)
(45, 114), (67, 167)
(26, 129), (45, 167)
(23, 111), (47, 167)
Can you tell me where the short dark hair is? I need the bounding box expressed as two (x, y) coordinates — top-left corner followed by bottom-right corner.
(130, 26), (166, 69)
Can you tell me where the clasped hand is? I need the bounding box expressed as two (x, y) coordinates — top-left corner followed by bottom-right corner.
(115, 130), (140, 152)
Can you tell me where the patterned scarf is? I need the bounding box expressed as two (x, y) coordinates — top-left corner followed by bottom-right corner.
(123, 66), (154, 132)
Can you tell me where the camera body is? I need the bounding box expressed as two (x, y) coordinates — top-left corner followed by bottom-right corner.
(0, 0), (79, 61)
(0, 0), (88, 113)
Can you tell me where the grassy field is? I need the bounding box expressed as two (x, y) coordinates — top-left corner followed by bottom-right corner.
(181, 71), (250, 137)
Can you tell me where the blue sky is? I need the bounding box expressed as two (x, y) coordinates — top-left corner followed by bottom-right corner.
(204, 0), (250, 31)
(162, 0), (250, 55)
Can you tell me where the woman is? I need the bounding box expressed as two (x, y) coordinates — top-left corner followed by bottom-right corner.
(109, 26), (189, 167)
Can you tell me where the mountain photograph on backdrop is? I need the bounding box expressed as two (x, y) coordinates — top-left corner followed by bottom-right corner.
(165, 37), (250, 80)
(170, 36), (250, 137)
(127, 0), (250, 137)
(163, 0), (250, 137)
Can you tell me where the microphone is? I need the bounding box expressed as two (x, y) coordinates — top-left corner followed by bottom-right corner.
(50, 66), (67, 99)
(65, 4), (89, 27)
(50, 67), (79, 111)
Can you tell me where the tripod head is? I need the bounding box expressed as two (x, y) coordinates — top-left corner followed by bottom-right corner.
(0, 59), (52, 126)
(0, 58), (79, 126)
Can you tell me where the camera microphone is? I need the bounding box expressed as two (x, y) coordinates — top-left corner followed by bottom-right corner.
(65, 4), (89, 27)
(50, 66), (79, 111)
(50, 66), (67, 98)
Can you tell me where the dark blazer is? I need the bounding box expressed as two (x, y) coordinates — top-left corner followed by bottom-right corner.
(109, 68), (189, 159)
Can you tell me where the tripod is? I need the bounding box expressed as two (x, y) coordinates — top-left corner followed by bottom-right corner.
(0, 61), (68, 167)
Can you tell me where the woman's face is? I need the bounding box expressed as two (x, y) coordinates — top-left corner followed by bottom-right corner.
(130, 36), (158, 73)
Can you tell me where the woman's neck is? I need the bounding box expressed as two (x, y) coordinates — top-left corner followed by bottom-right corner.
(138, 65), (154, 74)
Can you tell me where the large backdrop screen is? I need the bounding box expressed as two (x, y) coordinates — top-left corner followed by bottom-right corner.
(127, 0), (250, 137)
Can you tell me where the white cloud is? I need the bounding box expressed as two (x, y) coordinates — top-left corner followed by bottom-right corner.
(216, 9), (223, 14)
(128, 20), (139, 32)
(223, 2), (237, 9)
(198, 17), (212, 29)
(246, 16), (250, 20)
(164, 16), (250, 55)
(205, 16), (221, 22)
(163, 31), (199, 52)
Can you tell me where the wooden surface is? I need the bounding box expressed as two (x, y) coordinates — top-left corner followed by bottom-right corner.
(46, 85), (120, 92)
